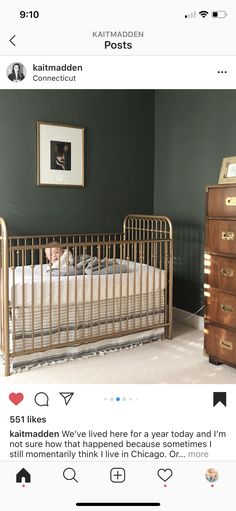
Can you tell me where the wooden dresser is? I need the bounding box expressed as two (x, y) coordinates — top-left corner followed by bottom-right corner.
(204, 184), (236, 367)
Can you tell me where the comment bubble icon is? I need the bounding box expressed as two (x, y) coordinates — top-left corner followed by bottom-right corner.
(34, 392), (49, 407)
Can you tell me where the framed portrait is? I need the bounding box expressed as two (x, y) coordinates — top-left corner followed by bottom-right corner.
(218, 156), (236, 184)
(36, 121), (84, 187)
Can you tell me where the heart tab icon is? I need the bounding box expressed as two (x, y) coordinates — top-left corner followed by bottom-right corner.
(157, 468), (173, 482)
(9, 393), (24, 405)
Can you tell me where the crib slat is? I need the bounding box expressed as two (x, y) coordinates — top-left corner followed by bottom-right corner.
(146, 242), (149, 327)
(97, 245), (101, 337)
(49, 252), (52, 346)
(112, 244), (116, 335)
(66, 249), (70, 343)
(133, 242), (137, 330)
(82, 250), (86, 339)
(12, 261), (16, 354)
(126, 255), (130, 331)
(40, 248), (44, 349)
(31, 249), (35, 351)
(151, 242), (155, 325)
(58, 249), (61, 344)
(90, 244), (94, 338)
(119, 242), (123, 333)
(22, 249), (25, 353)
(105, 245), (109, 336)
(74, 246), (78, 341)
(140, 242), (143, 328)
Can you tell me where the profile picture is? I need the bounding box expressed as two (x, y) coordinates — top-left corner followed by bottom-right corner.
(50, 141), (71, 171)
(205, 468), (219, 483)
(7, 62), (26, 82)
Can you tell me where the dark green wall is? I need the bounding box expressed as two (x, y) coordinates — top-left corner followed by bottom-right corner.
(4, 89), (234, 315)
(154, 90), (236, 313)
(0, 90), (154, 235)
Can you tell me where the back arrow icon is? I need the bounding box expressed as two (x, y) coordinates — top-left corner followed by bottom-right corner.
(9, 35), (16, 46)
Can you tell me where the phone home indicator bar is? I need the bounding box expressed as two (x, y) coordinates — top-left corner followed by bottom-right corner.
(76, 504), (161, 507)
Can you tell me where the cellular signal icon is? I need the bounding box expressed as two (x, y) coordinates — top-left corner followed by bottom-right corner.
(199, 10), (209, 18)
(185, 11), (196, 18)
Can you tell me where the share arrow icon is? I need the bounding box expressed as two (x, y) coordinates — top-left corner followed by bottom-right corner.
(59, 392), (74, 405)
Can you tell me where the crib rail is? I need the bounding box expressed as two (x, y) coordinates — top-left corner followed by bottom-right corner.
(0, 215), (173, 376)
(9, 231), (122, 247)
(123, 214), (173, 337)
(123, 214), (173, 240)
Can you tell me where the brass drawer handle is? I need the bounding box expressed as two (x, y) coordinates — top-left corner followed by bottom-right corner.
(220, 339), (233, 350)
(225, 196), (236, 206)
(221, 303), (233, 313)
(221, 231), (235, 241)
(221, 267), (234, 278)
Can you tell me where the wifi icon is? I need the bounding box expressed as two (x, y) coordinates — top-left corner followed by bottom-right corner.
(199, 10), (209, 18)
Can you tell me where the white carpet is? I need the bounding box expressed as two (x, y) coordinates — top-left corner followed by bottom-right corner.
(1, 321), (236, 384)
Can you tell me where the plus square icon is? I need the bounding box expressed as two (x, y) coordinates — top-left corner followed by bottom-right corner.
(110, 468), (126, 483)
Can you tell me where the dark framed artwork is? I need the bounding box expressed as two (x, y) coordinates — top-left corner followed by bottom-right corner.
(36, 121), (84, 187)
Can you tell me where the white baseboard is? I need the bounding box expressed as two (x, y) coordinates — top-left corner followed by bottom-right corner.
(173, 307), (204, 331)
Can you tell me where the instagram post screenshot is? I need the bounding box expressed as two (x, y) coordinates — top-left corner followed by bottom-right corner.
(0, 1), (236, 510)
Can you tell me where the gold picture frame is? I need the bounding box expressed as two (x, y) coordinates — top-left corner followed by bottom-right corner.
(36, 121), (85, 187)
(218, 156), (236, 184)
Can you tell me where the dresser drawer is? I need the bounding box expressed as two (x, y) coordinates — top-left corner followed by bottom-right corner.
(206, 219), (236, 255)
(204, 323), (236, 365)
(207, 186), (236, 217)
(205, 254), (236, 293)
(205, 287), (236, 328)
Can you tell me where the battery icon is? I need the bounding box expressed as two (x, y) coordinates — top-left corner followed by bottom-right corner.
(212, 10), (227, 18)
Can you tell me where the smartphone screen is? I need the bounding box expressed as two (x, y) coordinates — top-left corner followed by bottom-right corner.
(0, 2), (235, 510)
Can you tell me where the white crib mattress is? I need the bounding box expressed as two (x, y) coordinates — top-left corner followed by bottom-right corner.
(9, 261), (166, 307)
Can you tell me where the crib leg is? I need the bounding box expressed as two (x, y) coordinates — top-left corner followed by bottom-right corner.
(4, 348), (10, 376)
(165, 324), (172, 340)
(4, 359), (10, 376)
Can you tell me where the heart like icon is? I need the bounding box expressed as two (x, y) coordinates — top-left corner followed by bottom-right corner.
(9, 392), (24, 405)
(157, 468), (173, 482)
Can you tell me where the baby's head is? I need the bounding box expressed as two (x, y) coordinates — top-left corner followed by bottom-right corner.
(45, 245), (64, 263)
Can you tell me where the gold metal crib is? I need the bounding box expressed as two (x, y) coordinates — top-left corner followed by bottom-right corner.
(0, 214), (173, 376)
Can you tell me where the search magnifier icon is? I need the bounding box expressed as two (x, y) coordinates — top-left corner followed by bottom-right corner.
(63, 467), (78, 483)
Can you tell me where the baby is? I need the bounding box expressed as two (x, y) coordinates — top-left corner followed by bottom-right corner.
(45, 245), (74, 271)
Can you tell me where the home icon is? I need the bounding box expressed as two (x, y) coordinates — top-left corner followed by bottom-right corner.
(16, 468), (31, 484)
